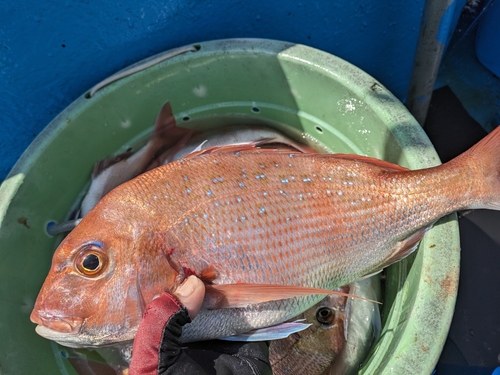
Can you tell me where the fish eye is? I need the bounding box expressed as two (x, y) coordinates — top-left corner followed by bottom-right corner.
(315, 307), (334, 325)
(75, 244), (108, 277)
(83, 253), (100, 271)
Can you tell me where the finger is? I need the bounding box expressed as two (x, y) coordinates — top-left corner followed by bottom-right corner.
(174, 275), (206, 318)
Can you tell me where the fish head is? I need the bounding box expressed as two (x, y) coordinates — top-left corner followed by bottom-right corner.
(300, 293), (348, 356)
(269, 291), (348, 375)
(30, 196), (176, 348)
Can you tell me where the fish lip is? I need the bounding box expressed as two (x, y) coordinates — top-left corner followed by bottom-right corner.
(34, 325), (90, 348)
(34, 324), (131, 349)
(30, 310), (84, 334)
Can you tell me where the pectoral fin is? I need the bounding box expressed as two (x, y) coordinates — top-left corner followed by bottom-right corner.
(204, 283), (381, 309)
(218, 321), (311, 342)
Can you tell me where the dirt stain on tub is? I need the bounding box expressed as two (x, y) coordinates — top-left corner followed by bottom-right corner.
(441, 269), (459, 297)
(16, 217), (30, 228)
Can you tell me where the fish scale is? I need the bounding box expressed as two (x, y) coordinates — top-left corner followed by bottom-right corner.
(31, 126), (500, 347)
(160, 153), (451, 282)
(120, 151), (454, 341)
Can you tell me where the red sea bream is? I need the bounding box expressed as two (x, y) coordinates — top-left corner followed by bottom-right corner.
(31, 126), (500, 348)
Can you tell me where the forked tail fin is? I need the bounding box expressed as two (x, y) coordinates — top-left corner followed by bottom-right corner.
(449, 125), (500, 210)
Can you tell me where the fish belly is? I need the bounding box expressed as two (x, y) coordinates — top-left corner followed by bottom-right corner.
(181, 295), (322, 343)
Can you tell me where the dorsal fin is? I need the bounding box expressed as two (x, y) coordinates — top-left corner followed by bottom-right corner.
(180, 143), (409, 173)
(150, 101), (197, 146)
(182, 139), (281, 159)
(203, 283), (381, 309)
(330, 154), (409, 172)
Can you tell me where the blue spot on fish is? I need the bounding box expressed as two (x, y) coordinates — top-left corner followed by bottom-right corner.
(282, 179), (289, 184)
(206, 190), (213, 196)
(184, 176), (189, 181)
(259, 207), (266, 214)
(239, 182), (245, 188)
(303, 178), (312, 183)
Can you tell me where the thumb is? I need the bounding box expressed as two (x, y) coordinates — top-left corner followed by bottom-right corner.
(173, 275), (206, 318)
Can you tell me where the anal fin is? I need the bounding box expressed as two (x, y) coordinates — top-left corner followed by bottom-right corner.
(376, 226), (431, 270)
(218, 321), (311, 342)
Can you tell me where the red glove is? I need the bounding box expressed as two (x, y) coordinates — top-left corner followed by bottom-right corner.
(129, 276), (272, 375)
(129, 292), (190, 375)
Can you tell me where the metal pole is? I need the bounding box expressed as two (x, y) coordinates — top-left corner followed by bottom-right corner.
(406, 0), (458, 126)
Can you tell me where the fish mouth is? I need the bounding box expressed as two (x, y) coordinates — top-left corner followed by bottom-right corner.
(30, 310), (84, 334)
(34, 322), (131, 349)
(34, 325), (103, 348)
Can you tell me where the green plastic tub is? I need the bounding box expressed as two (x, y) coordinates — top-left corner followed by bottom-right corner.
(0, 39), (459, 374)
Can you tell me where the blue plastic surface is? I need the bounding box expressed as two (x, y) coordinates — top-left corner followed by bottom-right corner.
(0, 0), (467, 181)
(476, 0), (500, 77)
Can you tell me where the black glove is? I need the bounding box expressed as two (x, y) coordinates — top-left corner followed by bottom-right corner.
(129, 292), (272, 375)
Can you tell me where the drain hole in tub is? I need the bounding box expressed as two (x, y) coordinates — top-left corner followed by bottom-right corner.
(315, 126), (323, 134)
(45, 221), (57, 235)
(192, 44), (201, 51)
(252, 107), (260, 113)
(183, 116), (190, 122)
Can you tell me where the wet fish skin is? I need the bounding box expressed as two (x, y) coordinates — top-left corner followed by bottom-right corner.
(269, 287), (348, 375)
(328, 276), (382, 375)
(80, 101), (193, 216)
(80, 123), (313, 218)
(31, 126), (500, 348)
(268, 276), (381, 375)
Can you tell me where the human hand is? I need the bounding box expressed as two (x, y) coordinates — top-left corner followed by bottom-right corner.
(129, 276), (271, 375)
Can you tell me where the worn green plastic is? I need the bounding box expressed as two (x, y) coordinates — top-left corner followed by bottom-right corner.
(0, 39), (459, 374)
